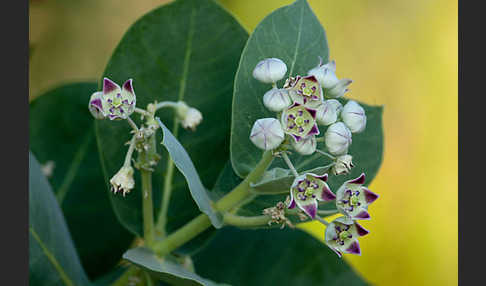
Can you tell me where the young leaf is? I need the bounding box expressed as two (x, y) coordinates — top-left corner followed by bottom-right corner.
(123, 247), (229, 286)
(96, 0), (248, 239)
(29, 83), (134, 279)
(193, 227), (368, 286)
(29, 152), (92, 286)
(156, 118), (223, 228)
(230, 0), (329, 178)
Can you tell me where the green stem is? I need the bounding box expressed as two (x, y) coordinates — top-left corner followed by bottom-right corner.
(140, 134), (157, 248)
(155, 101), (180, 111)
(316, 149), (336, 160)
(318, 209), (338, 216)
(110, 265), (140, 286)
(153, 151), (274, 256)
(281, 152), (299, 177)
(156, 120), (180, 236)
(223, 213), (271, 227)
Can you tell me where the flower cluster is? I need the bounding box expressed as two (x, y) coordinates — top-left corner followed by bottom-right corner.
(249, 57), (378, 257)
(249, 57), (367, 176)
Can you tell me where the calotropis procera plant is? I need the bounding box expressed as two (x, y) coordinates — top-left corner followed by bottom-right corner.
(29, 0), (383, 285)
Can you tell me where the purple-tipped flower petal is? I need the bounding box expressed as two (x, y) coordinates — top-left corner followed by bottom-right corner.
(101, 77), (136, 120)
(88, 91), (105, 119)
(325, 216), (366, 257)
(335, 173), (378, 220)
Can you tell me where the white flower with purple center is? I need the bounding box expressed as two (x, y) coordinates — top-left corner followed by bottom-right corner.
(325, 216), (369, 257)
(250, 118), (285, 150)
(101, 78), (136, 120)
(281, 103), (320, 143)
(341, 100), (367, 133)
(335, 173), (379, 220)
(288, 75), (323, 107)
(88, 91), (105, 119)
(288, 173), (336, 219)
(324, 122), (352, 155)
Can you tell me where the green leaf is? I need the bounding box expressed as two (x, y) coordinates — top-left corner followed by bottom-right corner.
(29, 83), (134, 279)
(96, 0), (248, 239)
(29, 152), (92, 286)
(123, 248), (229, 286)
(230, 0), (329, 178)
(156, 118), (223, 228)
(193, 227), (368, 286)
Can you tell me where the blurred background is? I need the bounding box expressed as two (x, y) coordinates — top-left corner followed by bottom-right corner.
(29, 0), (457, 285)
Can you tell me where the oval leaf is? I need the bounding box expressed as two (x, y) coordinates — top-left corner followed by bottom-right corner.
(193, 227), (368, 286)
(96, 0), (248, 238)
(230, 0), (329, 178)
(123, 247), (229, 286)
(157, 118), (223, 228)
(29, 152), (92, 286)
(29, 83), (134, 279)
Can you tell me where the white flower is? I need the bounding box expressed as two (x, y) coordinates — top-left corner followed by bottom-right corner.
(326, 79), (352, 98)
(325, 122), (352, 156)
(252, 58), (287, 84)
(316, 99), (343, 126)
(291, 135), (316, 155)
(250, 118), (285, 150)
(307, 59), (340, 89)
(332, 154), (354, 175)
(176, 101), (203, 131)
(341, 100), (366, 133)
(263, 88), (292, 112)
(110, 166), (135, 196)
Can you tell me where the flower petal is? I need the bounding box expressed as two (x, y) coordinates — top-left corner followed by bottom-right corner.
(354, 222), (370, 237)
(122, 78), (134, 95)
(315, 183), (336, 202)
(103, 77), (120, 95)
(348, 173), (365, 185)
(353, 210), (371, 220)
(296, 199), (317, 219)
(363, 187), (379, 204)
(344, 241), (361, 255)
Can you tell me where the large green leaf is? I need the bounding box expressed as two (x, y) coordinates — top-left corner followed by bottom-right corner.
(29, 152), (92, 286)
(157, 118), (223, 228)
(193, 227), (368, 286)
(96, 0), (248, 239)
(29, 83), (134, 279)
(123, 248), (228, 286)
(230, 0), (329, 178)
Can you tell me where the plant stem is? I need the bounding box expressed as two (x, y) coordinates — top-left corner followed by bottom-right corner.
(318, 209), (339, 216)
(316, 149), (336, 160)
(153, 151), (274, 256)
(155, 101), (180, 111)
(127, 116), (139, 131)
(140, 134), (157, 248)
(123, 136), (136, 167)
(134, 107), (151, 117)
(110, 265), (140, 286)
(281, 152), (299, 177)
(223, 213), (271, 227)
(316, 216), (329, 226)
(156, 119), (180, 237)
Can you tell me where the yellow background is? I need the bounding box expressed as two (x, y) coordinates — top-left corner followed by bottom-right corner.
(30, 0), (457, 285)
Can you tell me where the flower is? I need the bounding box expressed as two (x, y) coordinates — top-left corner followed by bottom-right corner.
(288, 173), (336, 219)
(291, 135), (316, 155)
(250, 118), (285, 150)
(324, 216), (369, 257)
(316, 99), (343, 126)
(287, 75), (323, 107)
(324, 122), (352, 155)
(331, 154), (354, 175)
(110, 166), (135, 196)
(252, 58), (288, 84)
(176, 101), (203, 131)
(341, 100), (367, 133)
(263, 88), (292, 112)
(101, 78), (136, 120)
(88, 91), (105, 119)
(281, 103), (320, 142)
(326, 78), (352, 98)
(307, 59), (339, 89)
(335, 173), (379, 220)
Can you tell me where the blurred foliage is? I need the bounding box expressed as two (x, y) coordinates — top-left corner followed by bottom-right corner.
(30, 0), (457, 285)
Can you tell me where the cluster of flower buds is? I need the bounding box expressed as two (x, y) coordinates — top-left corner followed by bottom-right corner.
(248, 57), (367, 176)
(89, 78), (137, 121)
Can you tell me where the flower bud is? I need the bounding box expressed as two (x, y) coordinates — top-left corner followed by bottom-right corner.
(250, 118), (285, 150)
(110, 166), (135, 196)
(326, 79), (352, 98)
(88, 91), (105, 119)
(316, 99), (343, 126)
(324, 122), (352, 156)
(176, 101), (203, 131)
(341, 100), (366, 133)
(252, 58), (287, 84)
(307, 60), (340, 89)
(291, 135), (316, 155)
(101, 78), (136, 120)
(332, 154), (354, 175)
(263, 88), (292, 112)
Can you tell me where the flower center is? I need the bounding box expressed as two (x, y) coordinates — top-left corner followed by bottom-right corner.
(334, 224), (352, 246)
(295, 117), (305, 126)
(302, 86), (313, 96)
(304, 187), (314, 196)
(338, 189), (361, 212)
(112, 93), (122, 107)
